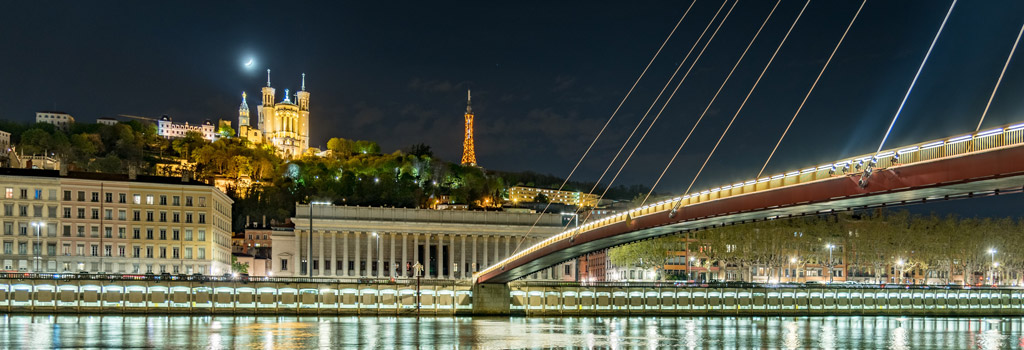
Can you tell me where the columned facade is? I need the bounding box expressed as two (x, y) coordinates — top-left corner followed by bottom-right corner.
(274, 205), (565, 280)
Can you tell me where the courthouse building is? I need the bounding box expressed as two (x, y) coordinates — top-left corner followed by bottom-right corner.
(273, 205), (568, 280)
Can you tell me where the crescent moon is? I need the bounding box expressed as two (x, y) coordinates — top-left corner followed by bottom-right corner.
(245, 59), (253, 67)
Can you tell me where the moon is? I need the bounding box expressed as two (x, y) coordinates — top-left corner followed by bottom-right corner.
(245, 58), (253, 67)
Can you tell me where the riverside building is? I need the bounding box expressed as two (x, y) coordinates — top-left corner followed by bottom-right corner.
(274, 204), (569, 280)
(0, 168), (233, 275)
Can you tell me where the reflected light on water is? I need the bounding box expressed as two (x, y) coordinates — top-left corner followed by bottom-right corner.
(0, 315), (1020, 349)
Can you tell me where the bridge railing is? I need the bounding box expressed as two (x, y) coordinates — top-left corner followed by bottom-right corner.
(476, 121), (1024, 281)
(0, 272), (471, 286)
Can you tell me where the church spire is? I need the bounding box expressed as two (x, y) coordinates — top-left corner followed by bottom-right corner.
(266, 69), (271, 87)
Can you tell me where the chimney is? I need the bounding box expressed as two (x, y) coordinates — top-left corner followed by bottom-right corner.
(262, 215), (266, 227)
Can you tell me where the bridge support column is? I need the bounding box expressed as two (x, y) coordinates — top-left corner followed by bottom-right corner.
(471, 283), (510, 316)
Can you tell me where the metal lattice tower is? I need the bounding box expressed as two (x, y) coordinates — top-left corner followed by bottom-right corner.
(461, 90), (477, 166)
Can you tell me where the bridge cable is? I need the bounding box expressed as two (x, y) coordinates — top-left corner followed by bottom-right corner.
(664, 0), (808, 212)
(503, 0), (698, 260)
(876, 0), (958, 153)
(976, 21), (1024, 131)
(559, 0), (735, 235)
(755, 0), (867, 179)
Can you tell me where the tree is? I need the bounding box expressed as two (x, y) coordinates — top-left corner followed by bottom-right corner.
(230, 255), (249, 274)
(218, 120), (235, 138)
(533, 193), (549, 203)
(608, 236), (679, 280)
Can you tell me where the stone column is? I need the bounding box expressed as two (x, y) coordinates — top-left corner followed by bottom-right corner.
(367, 232), (374, 277)
(389, 232), (396, 278)
(342, 231), (349, 277)
(493, 235), (500, 265)
(354, 231), (360, 277)
(436, 234), (443, 279)
(331, 232), (337, 276)
(472, 235), (478, 273)
(413, 234), (419, 274)
(460, 235), (466, 279)
(401, 233), (408, 277)
(505, 235), (511, 258)
(482, 235), (489, 270)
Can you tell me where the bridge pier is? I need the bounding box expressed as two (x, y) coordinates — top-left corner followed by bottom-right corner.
(471, 283), (510, 316)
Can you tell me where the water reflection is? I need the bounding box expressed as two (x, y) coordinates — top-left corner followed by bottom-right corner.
(0, 315), (1020, 349)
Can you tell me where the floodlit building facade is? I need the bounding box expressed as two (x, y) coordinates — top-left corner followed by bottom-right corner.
(156, 115), (217, 141)
(35, 111), (74, 131)
(0, 168), (233, 275)
(238, 70), (309, 158)
(508, 186), (600, 208)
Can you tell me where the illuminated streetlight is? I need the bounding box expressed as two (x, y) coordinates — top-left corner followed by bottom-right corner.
(990, 249), (998, 285)
(896, 259), (905, 284)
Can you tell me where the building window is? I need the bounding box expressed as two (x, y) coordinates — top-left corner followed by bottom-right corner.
(5, 188), (12, 199)
(104, 209), (113, 220)
(63, 190), (71, 201)
(172, 196), (180, 206)
(159, 212), (167, 222)
(185, 213), (192, 223)
(146, 211), (153, 222)
(146, 229), (154, 240)
(185, 229), (192, 241)
(91, 245), (99, 257)
(146, 247), (153, 258)
(185, 248), (193, 259)
(118, 210), (126, 221)
(104, 227), (112, 238)
(159, 195), (167, 205)
(3, 204), (12, 216)
(78, 191), (85, 201)
(77, 208), (85, 219)
(172, 248), (179, 259)
(185, 196), (193, 207)
(91, 209), (99, 220)
(118, 227), (126, 239)
(198, 197), (207, 207)
(19, 205), (28, 216)
(133, 228), (140, 239)
(104, 245), (112, 257)
(172, 213), (180, 223)
(133, 210), (140, 221)
(91, 192), (99, 202)
(105, 193), (113, 203)
(133, 246), (141, 258)
(63, 208), (71, 218)
(281, 259), (288, 271)
(119, 193), (126, 204)
(133, 194), (141, 204)
(197, 230), (206, 241)
(172, 229), (179, 240)
(198, 213), (205, 224)
(145, 195), (153, 205)
(159, 229), (167, 240)
(159, 247), (166, 259)
(198, 248), (206, 259)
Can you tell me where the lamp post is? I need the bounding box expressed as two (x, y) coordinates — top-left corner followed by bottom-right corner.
(989, 248), (997, 286)
(413, 261), (424, 315)
(688, 256), (696, 283)
(31, 222), (43, 273)
(790, 257), (798, 283)
(372, 232), (379, 277)
(896, 259), (904, 284)
(826, 244), (835, 284)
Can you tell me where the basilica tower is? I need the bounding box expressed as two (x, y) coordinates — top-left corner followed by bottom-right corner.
(461, 90), (477, 166)
(238, 92), (250, 127)
(259, 69), (275, 131)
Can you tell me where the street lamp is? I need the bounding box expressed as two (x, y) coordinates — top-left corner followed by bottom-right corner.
(896, 259), (905, 284)
(31, 221), (43, 273)
(688, 256), (696, 283)
(989, 248), (997, 286)
(372, 232), (379, 277)
(826, 244), (836, 284)
(790, 257), (798, 283)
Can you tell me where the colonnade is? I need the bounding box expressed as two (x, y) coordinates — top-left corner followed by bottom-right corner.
(293, 231), (555, 280)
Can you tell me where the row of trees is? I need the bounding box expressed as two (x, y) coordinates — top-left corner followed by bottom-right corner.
(609, 211), (1024, 285)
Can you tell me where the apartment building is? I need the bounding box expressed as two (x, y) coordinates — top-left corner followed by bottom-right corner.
(0, 168), (233, 275)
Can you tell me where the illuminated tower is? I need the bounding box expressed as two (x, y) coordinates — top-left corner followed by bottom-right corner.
(238, 92), (250, 127)
(461, 90), (477, 166)
(259, 69), (275, 131)
(296, 73), (310, 153)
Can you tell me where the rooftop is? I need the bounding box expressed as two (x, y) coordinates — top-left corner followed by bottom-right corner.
(0, 167), (214, 187)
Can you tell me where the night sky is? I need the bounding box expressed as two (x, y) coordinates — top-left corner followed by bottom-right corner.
(2, 1), (1023, 216)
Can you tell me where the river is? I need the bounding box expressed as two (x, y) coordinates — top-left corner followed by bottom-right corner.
(0, 315), (1019, 349)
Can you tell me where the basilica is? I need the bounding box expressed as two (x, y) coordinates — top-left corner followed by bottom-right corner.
(237, 69), (310, 158)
